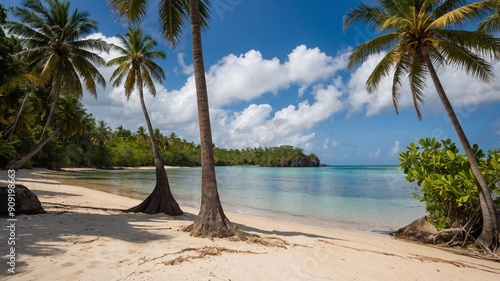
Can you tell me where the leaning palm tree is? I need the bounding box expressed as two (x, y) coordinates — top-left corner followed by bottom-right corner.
(107, 27), (183, 215)
(11, 96), (87, 169)
(108, 0), (242, 237)
(344, 0), (500, 250)
(8, 0), (108, 169)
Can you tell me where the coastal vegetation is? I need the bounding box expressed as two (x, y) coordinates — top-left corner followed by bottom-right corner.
(344, 0), (500, 251)
(399, 138), (500, 245)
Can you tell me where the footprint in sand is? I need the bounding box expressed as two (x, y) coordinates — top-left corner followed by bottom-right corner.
(61, 262), (74, 268)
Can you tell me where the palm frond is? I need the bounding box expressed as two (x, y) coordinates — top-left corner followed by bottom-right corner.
(391, 53), (410, 114)
(343, 4), (387, 31)
(478, 12), (500, 33)
(159, 0), (189, 47)
(348, 32), (401, 69)
(408, 54), (427, 120)
(107, 0), (149, 23)
(435, 29), (500, 60)
(109, 62), (132, 87)
(123, 70), (137, 100)
(143, 59), (166, 82)
(366, 47), (399, 92)
(435, 39), (494, 83)
(141, 67), (157, 96)
(431, 1), (492, 28)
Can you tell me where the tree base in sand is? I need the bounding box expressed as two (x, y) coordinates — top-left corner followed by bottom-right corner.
(126, 183), (183, 216)
(183, 208), (245, 238)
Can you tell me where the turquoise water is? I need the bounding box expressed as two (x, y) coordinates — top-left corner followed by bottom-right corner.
(54, 166), (426, 232)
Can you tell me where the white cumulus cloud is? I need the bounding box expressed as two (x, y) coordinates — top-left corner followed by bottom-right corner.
(389, 141), (400, 157)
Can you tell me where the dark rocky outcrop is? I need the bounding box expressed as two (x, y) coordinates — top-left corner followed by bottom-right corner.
(0, 184), (45, 215)
(279, 154), (321, 167)
(391, 216), (438, 243)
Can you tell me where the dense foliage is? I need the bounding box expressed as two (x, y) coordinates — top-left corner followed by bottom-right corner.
(399, 138), (500, 231)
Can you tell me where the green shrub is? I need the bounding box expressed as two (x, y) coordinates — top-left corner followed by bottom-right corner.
(398, 138), (500, 230)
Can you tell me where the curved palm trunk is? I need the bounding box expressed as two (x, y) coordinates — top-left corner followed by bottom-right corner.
(183, 0), (243, 238)
(126, 74), (183, 215)
(40, 77), (62, 141)
(8, 128), (59, 170)
(422, 48), (499, 250)
(8, 92), (31, 140)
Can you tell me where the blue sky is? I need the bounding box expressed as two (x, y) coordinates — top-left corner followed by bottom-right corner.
(2, 0), (499, 165)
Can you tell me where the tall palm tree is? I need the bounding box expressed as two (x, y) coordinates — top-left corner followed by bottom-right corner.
(107, 27), (183, 215)
(8, 0), (108, 169)
(108, 0), (242, 237)
(344, 0), (500, 250)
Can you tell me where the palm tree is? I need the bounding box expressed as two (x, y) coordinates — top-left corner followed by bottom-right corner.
(344, 0), (500, 250)
(7, 0), (108, 169)
(108, 0), (242, 237)
(153, 128), (168, 151)
(136, 126), (148, 144)
(11, 96), (87, 170)
(89, 120), (112, 168)
(91, 120), (112, 148)
(107, 27), (183, 215)
(114, 125), (132, 140)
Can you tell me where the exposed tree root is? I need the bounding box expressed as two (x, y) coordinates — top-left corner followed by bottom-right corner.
(125, 179), (183, 216)
(431, 228), (476, 247)
(42, 202), (124, 212)
(138, 246), (262, 266)
(230, 235), (304, 249)
(182, 207), (245, 238)
(67, 236), (100, 246)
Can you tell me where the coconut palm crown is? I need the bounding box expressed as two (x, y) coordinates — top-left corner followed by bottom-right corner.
(344, 0), (498, 119)
(9, 0), (108, 97)
(108, 27), (166, 99)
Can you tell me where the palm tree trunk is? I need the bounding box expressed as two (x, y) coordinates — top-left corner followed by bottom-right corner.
(39, 78), (62, 142)
(126, 75), (183, 215)
(8, 128), (59, 170)
(182, 0), (243, 238)
(422, 48), (499, 250)
(8, 92), (31, 140)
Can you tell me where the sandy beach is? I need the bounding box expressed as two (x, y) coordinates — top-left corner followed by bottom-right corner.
(1, 169), (499, 280)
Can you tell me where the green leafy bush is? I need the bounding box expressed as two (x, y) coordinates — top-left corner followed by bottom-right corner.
(398, 138), (500, 230)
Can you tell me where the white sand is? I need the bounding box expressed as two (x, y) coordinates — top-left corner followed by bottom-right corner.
(1, 169), (499, 280)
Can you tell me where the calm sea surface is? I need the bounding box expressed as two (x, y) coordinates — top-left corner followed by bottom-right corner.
(49, 166), (426, 232)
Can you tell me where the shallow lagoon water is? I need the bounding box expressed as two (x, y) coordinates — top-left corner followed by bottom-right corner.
(50, 166), (426, 232)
